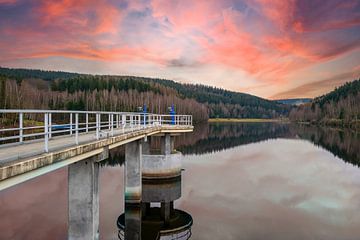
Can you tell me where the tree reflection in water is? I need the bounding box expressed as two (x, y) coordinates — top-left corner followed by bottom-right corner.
(175, 122), (360, 167)
(100, 123), (360, 168)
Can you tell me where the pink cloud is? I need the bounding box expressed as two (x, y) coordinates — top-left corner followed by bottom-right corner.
(0, 0), (17, 4)
(151, 0), (226, 33)
(38, 0), (122, 34)
(0, 0), (359, 98)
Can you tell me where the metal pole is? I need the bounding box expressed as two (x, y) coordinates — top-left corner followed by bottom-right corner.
(49, 113), (52, 139)
(75, 113), (79, 145)
(111, 114), (114, 136)
(122, 114), (126, 133)
(96, 113), (100, 140)
(143, 113), (146, 128)
(86, 113), (89, 133)
(108, 114), (111, 131)
(44, 113), (49, 153)
(116, 114), (119, 129)
(70, 113), (73, 135)
(19, 112), (23, 143)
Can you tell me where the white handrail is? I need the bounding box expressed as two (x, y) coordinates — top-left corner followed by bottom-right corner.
(0, 109), (193, 153)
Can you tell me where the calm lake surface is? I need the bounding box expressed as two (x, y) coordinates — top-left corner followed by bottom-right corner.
(1, 122), (360, 239)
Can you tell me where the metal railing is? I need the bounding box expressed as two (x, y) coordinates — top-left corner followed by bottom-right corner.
(0, 109), (192, 152)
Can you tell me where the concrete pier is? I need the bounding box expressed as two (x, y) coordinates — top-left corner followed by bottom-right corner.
(125, 140), (142, 203)
(161, 201), (172, 225)
(117, 176), (193, 240)
(68, 158), (100, 240)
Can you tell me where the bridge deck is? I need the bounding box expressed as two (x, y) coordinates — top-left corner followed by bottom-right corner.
(0, 126), (143, 164)
(0, 125), (193, 184)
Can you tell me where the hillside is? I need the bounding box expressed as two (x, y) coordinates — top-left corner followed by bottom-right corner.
(289, 79), (360, 127)
(0, 67), (289, 121)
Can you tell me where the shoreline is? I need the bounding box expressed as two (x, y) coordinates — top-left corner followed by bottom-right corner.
(294, 120), (360, 131)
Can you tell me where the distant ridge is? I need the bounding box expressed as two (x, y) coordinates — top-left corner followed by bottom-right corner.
(275, 98), (312, 106)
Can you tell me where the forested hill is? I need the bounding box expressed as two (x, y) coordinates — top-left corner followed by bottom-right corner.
(145, 79), (289, 118)
(0, 67), (289, 121)
(289, 79), (360, 127)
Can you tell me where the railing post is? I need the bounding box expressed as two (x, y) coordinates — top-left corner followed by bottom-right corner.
(111, 114), (114, 136)
(116, 114), (119, 129)
(44, 113), (49, 153)
(49, 113), (52, 139)
(143, 113), (146, 128)
(86, 113), (89, 133)
(122, 114), (126, 133)
(130, 115), (133, 130)
(96, 113), (100, 140)
(75, 113), (79, 145)
(19, 112), (23, 143)
(70, 113), (73, 135)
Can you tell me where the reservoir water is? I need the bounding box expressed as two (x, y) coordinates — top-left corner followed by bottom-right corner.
(1, 122), (360, 239)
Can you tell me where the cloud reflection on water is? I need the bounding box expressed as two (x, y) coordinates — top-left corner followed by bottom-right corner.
(178, 138), (360, 240)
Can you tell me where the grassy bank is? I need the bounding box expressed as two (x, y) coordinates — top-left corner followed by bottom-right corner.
(208, 118), (288, 123)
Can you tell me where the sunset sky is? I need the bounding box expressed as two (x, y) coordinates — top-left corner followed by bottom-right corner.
(0, 0), (359, 99)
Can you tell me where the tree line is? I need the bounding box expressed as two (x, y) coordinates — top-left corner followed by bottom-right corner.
(289, 79), (360, 128)
(1, 77), (209, 123)
(0, 67), (290, 120)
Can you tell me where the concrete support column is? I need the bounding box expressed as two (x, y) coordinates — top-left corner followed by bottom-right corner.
(68, 158), (99, 240)
(161, 201), (172, 225)
(141, 202), (150, 219)
(125, 140), (142, 203)
(125, 203), (142, 240)
(142, 137), (151, 155)
(160, 134), (173, 155)
(170, 137), (175, 153)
